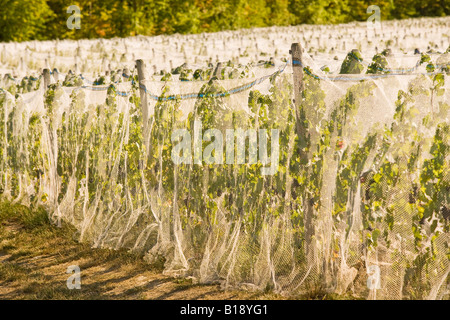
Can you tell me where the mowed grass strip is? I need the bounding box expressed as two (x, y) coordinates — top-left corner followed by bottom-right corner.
(0, 201), (293, 300)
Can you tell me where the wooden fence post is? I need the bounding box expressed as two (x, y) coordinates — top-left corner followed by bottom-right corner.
(102, 57), (107, 74)
(213, 62), (222, 79)
(136, 59), (149, 153)
(3, 74), (10, 86)
(43, 68), (51, 89)
(290, 42), (315, 267)
(123, 67), (130, 82)
(290, 43), (303, 108)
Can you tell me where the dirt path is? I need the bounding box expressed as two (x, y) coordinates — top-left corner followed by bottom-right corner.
(0, 216), (283, 300)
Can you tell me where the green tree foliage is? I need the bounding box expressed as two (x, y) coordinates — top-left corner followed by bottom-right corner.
(0, 0), (448, 42)
(0, 0), (53, 42)
(290, 0), (351, 25)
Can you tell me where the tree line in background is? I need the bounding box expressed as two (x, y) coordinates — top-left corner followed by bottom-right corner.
(0, 0), (448, 42)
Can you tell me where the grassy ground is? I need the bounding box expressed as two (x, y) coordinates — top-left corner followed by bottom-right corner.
(0, 201), (356, 300)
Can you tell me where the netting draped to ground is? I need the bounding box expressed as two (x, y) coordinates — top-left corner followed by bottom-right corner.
(0, 54), (449, 300)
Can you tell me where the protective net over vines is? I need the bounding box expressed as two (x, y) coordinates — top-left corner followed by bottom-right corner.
(0, 18), (449, 300)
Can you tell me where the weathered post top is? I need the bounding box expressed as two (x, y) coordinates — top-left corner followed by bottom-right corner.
(213, 62), (222, 79)
(290, 43), (304, 106)
(136, 59), (146, 81)
(43, 68), (51, 89)
(123, 67), (130, 80)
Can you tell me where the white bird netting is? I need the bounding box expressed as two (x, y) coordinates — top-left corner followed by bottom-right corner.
(0, 17), (449, 300)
